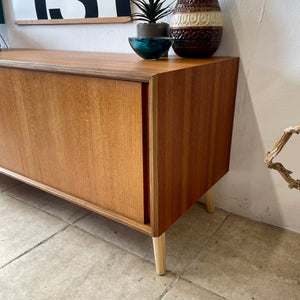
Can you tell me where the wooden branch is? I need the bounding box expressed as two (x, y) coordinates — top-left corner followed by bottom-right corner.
(15, 17), (132, 26)
(0, 33), (8, 48)
(265, 125), (300, 190)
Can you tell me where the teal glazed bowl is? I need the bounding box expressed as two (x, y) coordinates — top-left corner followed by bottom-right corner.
(128, 37), (173, 60)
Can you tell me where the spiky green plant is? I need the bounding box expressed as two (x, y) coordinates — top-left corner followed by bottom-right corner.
(131, 0), (174, 23)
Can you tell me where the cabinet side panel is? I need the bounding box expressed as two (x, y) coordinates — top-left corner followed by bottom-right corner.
(0, 68), (145, 223)
(156, 59), (239, 235)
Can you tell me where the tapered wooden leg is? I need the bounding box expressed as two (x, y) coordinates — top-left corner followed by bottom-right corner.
(152, 233), (166, 275)
(205, 188), (215, 214)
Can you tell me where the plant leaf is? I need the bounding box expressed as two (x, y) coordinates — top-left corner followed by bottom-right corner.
(130, 0), (175, 23)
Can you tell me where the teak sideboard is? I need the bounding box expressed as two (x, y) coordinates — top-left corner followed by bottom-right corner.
(0, 50), (239, 275)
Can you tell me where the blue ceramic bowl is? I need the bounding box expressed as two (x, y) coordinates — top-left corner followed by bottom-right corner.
(128, 37), (173, 60)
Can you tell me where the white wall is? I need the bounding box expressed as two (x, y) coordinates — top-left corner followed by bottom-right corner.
(214, 0), (300, 233)
(1, 0), (300, 232)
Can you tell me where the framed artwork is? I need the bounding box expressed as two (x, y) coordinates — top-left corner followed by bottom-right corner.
(14, 0), (132, 25)
(0, 0), (4, 24)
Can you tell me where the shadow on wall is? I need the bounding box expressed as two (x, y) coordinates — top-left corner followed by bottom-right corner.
(210, 0), (287, 231)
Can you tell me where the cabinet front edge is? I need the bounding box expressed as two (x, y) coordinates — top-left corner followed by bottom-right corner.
(0, 61), (154, 83)
(0, 167), (152, 236)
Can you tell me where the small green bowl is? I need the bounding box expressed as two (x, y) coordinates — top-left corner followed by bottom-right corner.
(128, 37), (173, 60)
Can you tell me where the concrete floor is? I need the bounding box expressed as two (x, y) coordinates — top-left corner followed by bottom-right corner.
(0, 173), (299, 300)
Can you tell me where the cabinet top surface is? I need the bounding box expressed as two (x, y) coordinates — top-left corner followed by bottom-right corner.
(0, 49), (237, 82)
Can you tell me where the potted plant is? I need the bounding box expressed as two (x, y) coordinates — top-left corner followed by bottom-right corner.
(131, 0), (174, 37)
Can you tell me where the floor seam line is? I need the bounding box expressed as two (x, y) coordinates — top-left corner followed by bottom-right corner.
(159, 275), (180, 300)
(180, 277), (228, 299)
(71, 212), (92, 225)
(0, 225), (70, 270)
(2, 191), (73, 224)
(180, 212), (231, 275)
(72, 224), (169, 271)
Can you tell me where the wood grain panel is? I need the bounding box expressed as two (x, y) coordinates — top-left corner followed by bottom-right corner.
(148, 76), (159, 236)
(154, 58), (239, 236)
(0, 68), (145, 223)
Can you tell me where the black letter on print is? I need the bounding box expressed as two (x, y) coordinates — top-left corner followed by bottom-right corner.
(49, 0), (99, 19)
(115, 0), (131, 17)
(35, 0), (48, 19)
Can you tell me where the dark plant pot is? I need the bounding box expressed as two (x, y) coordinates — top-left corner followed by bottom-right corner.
(137, 23), (170, 38)
(170, 0), (223, 58)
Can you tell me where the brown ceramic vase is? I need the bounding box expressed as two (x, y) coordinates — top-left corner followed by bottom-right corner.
(170, 0), (223, 58)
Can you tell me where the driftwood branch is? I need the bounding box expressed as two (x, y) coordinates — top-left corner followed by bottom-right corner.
(265, 125), (300, 190)
(0, 34), (8, 49)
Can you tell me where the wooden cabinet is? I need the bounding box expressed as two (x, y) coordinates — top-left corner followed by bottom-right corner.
(0, 50), (239, 274)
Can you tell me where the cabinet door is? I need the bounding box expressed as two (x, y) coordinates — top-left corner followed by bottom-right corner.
(0, 68), (145, 223)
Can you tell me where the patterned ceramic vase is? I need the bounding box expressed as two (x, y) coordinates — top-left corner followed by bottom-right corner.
(170, 0), (223, 58)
